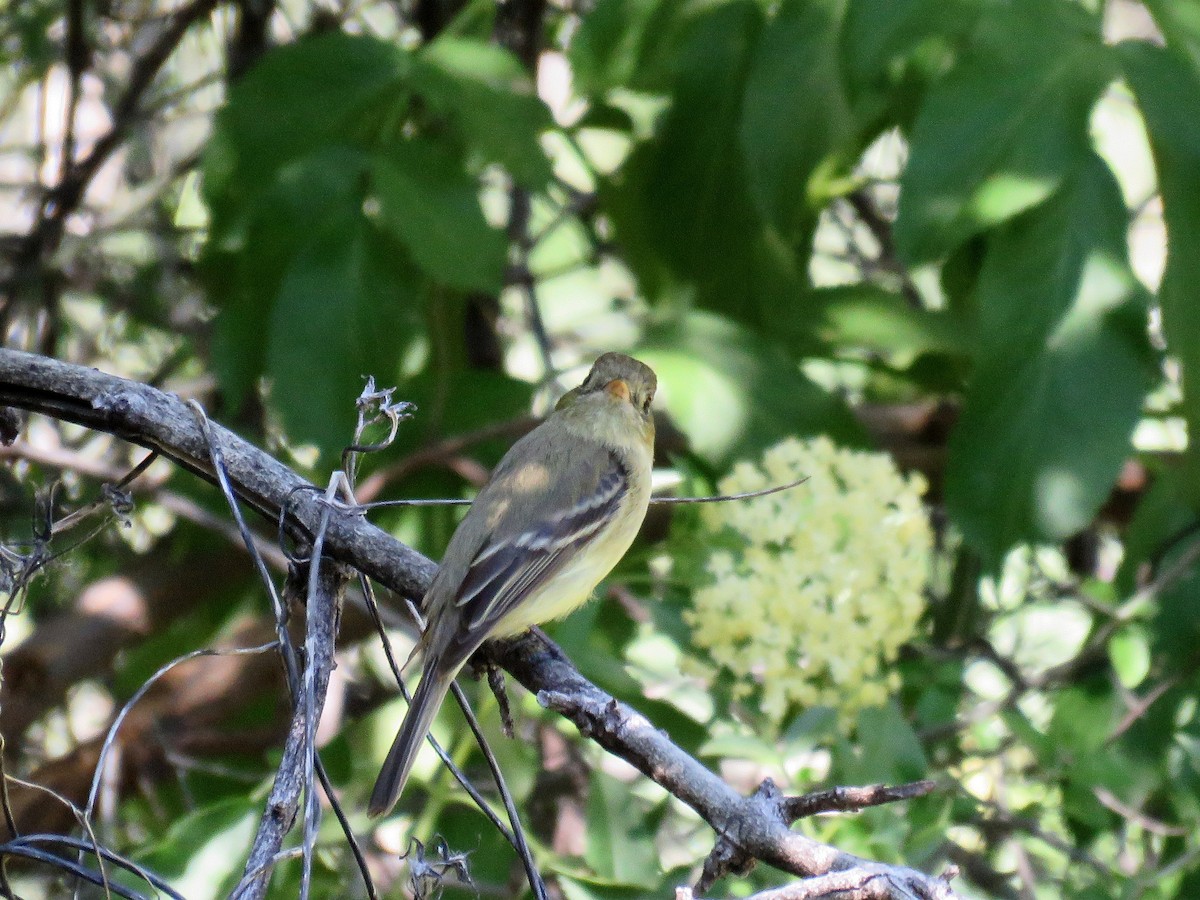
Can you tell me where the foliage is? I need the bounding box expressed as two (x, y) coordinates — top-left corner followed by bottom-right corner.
(1, 0), (1199, 897)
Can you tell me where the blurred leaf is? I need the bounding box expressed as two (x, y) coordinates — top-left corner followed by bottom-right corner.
(1108, 625), (1151, 689)
(1000, 708), (1054, 766)
(208, 145), (374, 406)
(638, 311), (863, 471)
(841, 0), (975, 126)
(895, 0), (1113, 263)
(371, 140), (507, 292)
(945, 153), (1154, 561)
(1049, 681), (1117, 757)
(739, 0), (855, 239)
(842, 704), (927, 782)
(699, 733), (784, 767)
(569, 0), (683, 94)
(136, 797), (259, 899)
(607, 1), (803, 325)
(1149, 544), (1200, 666)
(1143, 0), (1200, 75)
(1120, 41), (1200, 504)
(803, 284), (968, 361)
(264, 208), (420, 460)
(413, 36), (553, 186)
(203, 32), (408, 218)
(584, 771), (661, 887)
(559, 878), (666, 900)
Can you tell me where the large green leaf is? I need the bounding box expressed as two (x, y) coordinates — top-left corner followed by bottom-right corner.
(569, 0), (682, 94)
(1120, 41), (1200, 505)
(739, 0), (855, 241)
(202, 32), (408, 222)
(584, 771), (661, 887)
(208, 146), (373, 405)
(638, 311), (862, 470)
(371, 139), (508, 292)
(800, 283), (969, 361)
(841, 0), (971, 94)
(605, 1), (815, 330)
(895, 0), (1114, 264)
(1142, 0), (1200, 75)
(135, 797), (260, 899)
(413, 37), (553, 186)
(945, 153), (1155, 560)
(263, 210), (420, 460)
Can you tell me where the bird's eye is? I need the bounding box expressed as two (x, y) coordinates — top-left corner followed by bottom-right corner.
(642, 396), (652, 413)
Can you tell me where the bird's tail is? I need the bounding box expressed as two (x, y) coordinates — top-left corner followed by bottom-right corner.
(368, 665), (454, 817)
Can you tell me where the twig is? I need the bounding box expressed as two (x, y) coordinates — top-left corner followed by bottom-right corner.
(187, 402), (369, 900)
(784, 781), (938, 821)
(4, 0), (221, 314)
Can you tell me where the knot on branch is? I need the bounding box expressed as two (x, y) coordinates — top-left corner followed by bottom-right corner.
(697, 779), (787, 893)
(92, 387), (149, 421)
(696, 778), (941, 896)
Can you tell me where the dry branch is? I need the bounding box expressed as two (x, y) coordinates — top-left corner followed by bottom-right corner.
(0, 349), (959, 899)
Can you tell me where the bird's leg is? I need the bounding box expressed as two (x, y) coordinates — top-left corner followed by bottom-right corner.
(469, 645), (516, 738)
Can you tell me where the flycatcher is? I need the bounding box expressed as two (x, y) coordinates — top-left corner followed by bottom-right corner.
(369, 352), (657, 817)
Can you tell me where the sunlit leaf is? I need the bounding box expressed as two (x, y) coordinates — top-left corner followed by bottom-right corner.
(638, 312), (863, 471)
(1120, 40), (1200, 504)
(945, 153), (1155, 561)
(895, 0), (1114, 263)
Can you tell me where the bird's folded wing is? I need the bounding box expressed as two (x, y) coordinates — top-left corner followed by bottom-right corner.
(452, 446), (627, 640)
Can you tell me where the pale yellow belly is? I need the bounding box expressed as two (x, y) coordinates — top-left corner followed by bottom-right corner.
(490, 495), (647, 636)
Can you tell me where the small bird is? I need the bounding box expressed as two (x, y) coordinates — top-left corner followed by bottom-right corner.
(369, 352), (657, 817)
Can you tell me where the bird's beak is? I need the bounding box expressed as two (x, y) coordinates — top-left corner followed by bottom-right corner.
(604, 378), (631, 403)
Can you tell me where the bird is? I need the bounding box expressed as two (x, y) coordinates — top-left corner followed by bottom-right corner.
(369, 352), (657, 817)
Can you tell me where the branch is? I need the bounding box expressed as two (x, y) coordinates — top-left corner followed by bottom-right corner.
(0, 350), (436, 600)
(0, 350), (958, 899)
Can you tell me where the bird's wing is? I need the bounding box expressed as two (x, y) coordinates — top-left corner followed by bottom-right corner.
(436, 438), (628, 663)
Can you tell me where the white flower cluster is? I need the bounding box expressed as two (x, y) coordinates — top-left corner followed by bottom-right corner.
(685, 436), (932, 725)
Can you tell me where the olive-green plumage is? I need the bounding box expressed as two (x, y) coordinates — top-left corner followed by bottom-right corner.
(369, 353), (657, 817)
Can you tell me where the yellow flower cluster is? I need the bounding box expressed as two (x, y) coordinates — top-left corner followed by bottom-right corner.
(685, 436), (932, 725)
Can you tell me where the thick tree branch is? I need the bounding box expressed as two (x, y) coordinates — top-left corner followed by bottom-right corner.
(0, 349), (436, 600)
(0, 350), (958, 899)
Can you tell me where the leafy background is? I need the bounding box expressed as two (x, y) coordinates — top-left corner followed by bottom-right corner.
(1, 0), (1199, 896)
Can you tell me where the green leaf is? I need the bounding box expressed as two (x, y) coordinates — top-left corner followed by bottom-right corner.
(208, 146), (373, 406)
(1108, 625), (1151, 690)
(1048, 681), (1117, 758)
(264, 209), (420, 461)
(1143, 0), (1200, 75)
(848, 704), (927, 783)
(945, 153), (1154, 561)
(413, 37), (553, 186)
(739, 0), (855, 239)
(895, 0), (1114, 264)
(584, 771), (661, 887)
(371, 140), (507, 292)
(1120, 41), (1200, 504)
(203, 32), (408, 218)
(136, 797), (259, 899)
(638, 311), (863, 471)
(803, 283), (968, 361)
(569, 0), (682, 94)
(607, 1), (800, 324)
(841, 0), (976, 110)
